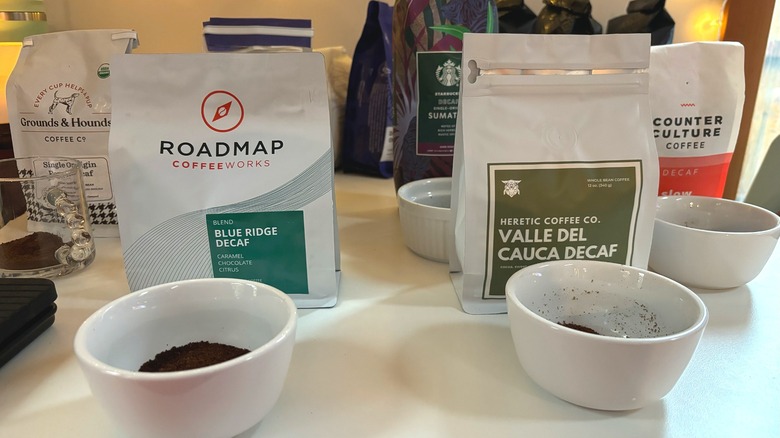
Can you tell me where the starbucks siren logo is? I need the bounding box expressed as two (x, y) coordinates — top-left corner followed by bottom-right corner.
(435, 59), (461, 87)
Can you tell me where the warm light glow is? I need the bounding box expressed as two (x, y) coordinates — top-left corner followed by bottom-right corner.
(719, 1), (730, 41)
(686, 4), (725, 41)
(0, 42), (22, 124)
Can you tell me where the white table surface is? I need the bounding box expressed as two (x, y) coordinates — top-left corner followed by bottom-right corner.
(1, 173), (779, 438)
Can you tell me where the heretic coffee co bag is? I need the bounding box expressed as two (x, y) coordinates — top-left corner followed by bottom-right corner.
(109, 53), (340, 308)
(649, 42), (745, 197)
(450, 34), (658, 314)
(7, 30), (138, 237)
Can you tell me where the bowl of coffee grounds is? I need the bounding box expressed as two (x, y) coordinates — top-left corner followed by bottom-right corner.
(74, 278), (297, 438)
(505, 260), (708, 411)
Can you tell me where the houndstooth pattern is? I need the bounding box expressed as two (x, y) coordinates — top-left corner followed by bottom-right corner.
(90, 202), (118, 225)
(18, 167), (118, 225)
(19, 168), (61, 223)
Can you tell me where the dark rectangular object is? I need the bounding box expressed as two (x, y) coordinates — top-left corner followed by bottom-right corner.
(0, 278), (58, 368)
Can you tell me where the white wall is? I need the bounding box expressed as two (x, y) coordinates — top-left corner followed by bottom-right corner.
(43, 0), (388, 54)
(43, 0), (721, 55)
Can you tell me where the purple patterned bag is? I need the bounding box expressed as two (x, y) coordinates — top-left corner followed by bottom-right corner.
(392, 0), (498, 191)
(342, 1), (394, 178)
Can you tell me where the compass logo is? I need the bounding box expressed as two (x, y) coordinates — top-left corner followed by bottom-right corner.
(435, 59), (461, 87)
(201, 90), (244, 133)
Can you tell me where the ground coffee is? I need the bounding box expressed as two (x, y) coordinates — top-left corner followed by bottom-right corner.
(559, 321), (600, 335)
(139, 341), (251, 372)
(0, 231), (64, 270)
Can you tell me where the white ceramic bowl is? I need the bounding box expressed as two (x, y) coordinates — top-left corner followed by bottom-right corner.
(650, 196), (780, 289)
(74, 278), (297, 438)
(506, 260), (708, 411)
(397, 177), (451, 262)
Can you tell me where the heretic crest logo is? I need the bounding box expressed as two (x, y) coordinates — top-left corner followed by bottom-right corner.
(436, 59), (461, 87)
(201, 90), (245, 133)
(502, 179), (522, 198)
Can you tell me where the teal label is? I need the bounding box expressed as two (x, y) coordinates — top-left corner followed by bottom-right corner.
(416, 51), (461, 156)
(484, 162), (642, 299)
(207, 211), (309, 294)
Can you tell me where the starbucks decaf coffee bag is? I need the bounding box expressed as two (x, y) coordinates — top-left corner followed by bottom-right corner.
(108, 52), (340, 308)
(450, 33), (658, 314)
(7, 30), (139, 237)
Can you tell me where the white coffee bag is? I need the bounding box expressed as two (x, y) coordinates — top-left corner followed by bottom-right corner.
(649, 42), (745, 197)
(7, 29), (138, 237)
(108, 53), (340, 308)
(450, 33), (658, 314)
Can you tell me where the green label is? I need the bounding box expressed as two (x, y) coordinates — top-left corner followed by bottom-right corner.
(484, 162), (642, 299)
(416, 51), (461, 156)
(206, 211), (309, 294)
(97, 63), (111, 79)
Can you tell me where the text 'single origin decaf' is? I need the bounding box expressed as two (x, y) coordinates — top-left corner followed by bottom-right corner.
(108, 53), (340, 309)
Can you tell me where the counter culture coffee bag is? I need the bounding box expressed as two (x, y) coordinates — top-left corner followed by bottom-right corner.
(450, 33), (658, 314)
(649, 42), (745, 197)
(108, 53), (340, 308)
(7, 30), (139, 237)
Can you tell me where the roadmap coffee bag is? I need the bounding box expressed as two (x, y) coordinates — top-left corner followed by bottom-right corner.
(109, 53), (340, 308)
(450, 34), (658, 314)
